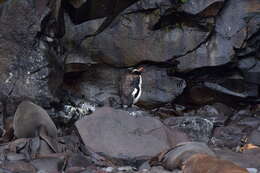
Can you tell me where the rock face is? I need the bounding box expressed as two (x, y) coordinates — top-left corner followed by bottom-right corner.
(64, 0), (227, 68)
(176, 0), (260, 71)
(75, 107), (189, 162)
(62, 0), (260, 109)
(63, 0), (260, 71)
(65, 65), (186, 108)
(81, 14), (210, 67)
(239, 57), (260, 85)
(0, 0), (63, 115)
(138, 66), (186, 107)
(180, 0), (225, 14)
(73, 64), (121, 106)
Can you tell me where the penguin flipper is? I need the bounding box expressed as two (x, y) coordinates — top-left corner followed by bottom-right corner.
(120, 75), (137, 107)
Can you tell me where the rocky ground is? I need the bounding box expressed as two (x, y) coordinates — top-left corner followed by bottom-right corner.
(0, 0), (260, 172)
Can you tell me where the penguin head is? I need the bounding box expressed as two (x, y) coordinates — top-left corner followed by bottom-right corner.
(129, 67), (144, 75)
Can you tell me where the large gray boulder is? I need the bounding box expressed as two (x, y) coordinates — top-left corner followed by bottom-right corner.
(164, 116), (214, 143)
(75, 107), (189, 162)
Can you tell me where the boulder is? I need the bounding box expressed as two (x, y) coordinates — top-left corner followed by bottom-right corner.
(30, 157), (64, 173)
(164, 116), (214, 143)
(75, 107), (189, 162)
(65, 153), (92, 170)
(0, 161), (37, 173)
(139, 66), (186, 107)
(239, 57), (260, 85)
(248, 127), (260, 146)
(214, 148), (260, 169)
(212, 125), (243, 148)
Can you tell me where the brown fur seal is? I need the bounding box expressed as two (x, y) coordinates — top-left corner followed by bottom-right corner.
(13, 101), (57, 139)
(150, 142), (215, 170)
(183, 153), (248, 173)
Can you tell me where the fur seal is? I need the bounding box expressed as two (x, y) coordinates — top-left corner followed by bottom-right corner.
(183, 153), (248, 173)
(13, 101), (57, 139)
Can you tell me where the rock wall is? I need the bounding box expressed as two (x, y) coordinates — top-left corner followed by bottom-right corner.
(0, 0), (259, 111)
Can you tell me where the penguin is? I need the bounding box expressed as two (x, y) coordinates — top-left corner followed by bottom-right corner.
(120, 67), (144, 108)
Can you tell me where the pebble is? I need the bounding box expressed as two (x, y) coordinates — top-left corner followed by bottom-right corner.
(117, 166), (136, 171)
(247, 168), (258, 173)
(103, 167), (114, 172)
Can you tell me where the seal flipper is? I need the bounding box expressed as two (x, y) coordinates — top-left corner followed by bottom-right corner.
(29, 136), (41, 158)
(39, 125), (59, 153)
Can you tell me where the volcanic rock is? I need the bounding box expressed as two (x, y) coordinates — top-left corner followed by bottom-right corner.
(214, 148), (260, 169)
(164, 116), (214, 142)
(0, 0), (63, 115)
(75, 107), (189, 163)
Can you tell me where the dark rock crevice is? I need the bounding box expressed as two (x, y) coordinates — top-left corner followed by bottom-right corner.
(63, 0), (141, 25)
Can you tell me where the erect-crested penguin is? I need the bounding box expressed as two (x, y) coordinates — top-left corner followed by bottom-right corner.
(120, 67), (144, 108)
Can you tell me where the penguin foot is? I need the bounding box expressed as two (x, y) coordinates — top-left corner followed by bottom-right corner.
(123, 105), (129, 109)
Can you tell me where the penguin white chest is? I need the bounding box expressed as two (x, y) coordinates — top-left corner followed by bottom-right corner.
(132, 76), (142, 104)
